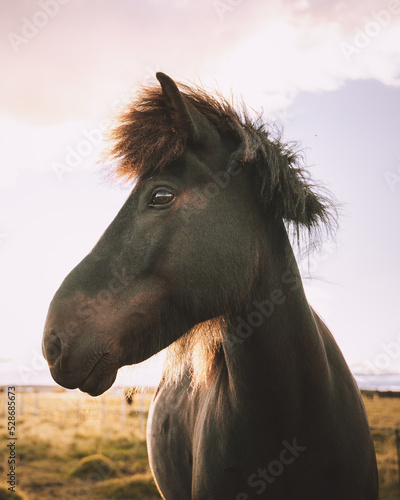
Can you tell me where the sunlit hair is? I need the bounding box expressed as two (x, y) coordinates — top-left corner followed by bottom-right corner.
(163, 317), (226, 390)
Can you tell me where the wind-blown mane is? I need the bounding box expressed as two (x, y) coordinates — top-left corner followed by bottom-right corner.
(104, 80), (336, 241)
(103, 79), (337, 387)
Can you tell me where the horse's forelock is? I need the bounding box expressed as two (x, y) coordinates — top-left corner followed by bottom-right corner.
(101, 86), (187, 185)
(102, 78), (337, 249)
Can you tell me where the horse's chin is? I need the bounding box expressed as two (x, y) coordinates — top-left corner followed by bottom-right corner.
(78, 368), (118, 397)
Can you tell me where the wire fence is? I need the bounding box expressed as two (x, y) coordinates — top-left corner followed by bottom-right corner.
(1, 386), (400, 498)
(0, 385), (153, 438)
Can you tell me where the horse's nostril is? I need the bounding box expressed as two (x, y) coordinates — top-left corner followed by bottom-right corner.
(43, 330), (62, 364)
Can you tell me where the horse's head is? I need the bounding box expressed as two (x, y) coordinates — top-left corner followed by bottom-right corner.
(42, 73), (265, 395)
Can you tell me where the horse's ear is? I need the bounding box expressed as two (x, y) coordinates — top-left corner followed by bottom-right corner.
(156, 72), (209, 143)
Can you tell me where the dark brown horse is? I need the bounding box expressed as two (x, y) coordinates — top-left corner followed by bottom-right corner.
(42, 73), (378, 499)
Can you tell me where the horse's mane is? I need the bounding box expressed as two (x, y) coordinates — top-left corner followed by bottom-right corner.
(103, 79), (336, 241)
(102, 78), (338, 388)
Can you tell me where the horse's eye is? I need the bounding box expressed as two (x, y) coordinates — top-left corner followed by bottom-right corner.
(150, 189), (175, 207)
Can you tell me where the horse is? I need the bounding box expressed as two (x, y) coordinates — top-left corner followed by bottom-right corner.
(42, 72), (378, 499)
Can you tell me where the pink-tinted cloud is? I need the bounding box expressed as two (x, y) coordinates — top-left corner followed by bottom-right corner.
(1, 0), (400, 123)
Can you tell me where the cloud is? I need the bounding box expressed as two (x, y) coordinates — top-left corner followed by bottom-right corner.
(210, 0), (400, 115)
(1, 0), (399, 124)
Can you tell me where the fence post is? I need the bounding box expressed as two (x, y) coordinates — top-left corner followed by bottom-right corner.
(139, 392), (145, 436)
(34, 388), (39, 417)
(121, 395), (126, 431)
(395, 428), (400, 493)
(19, 388), (24, 418)
(100, 395), (106, 432)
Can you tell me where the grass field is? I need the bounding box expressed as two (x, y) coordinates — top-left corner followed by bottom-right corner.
(1, 389), (400, 499)
(364, 395), (400, 499)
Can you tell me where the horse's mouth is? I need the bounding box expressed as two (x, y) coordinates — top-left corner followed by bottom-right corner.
(48, 353), (118, 397)
(78, 355), (118, 397)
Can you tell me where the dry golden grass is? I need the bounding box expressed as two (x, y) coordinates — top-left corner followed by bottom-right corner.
(0, 389), (158, 499)
(0, 389), (399, 499)
(363, 395), (400, 499)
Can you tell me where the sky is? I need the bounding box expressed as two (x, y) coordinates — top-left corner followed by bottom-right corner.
(1, 0), (400, 388)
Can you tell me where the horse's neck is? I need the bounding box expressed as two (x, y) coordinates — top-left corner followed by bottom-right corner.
(221, 222), (331, 407)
